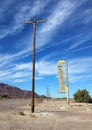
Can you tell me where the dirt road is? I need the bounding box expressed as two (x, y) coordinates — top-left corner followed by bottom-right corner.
(0, 99), (92, 130)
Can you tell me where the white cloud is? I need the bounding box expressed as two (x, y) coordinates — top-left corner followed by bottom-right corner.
(36, 0), (79, 49)
(71, 45), (92, 53)
(0, 0), (49, 39)
(0, 55), (92, 84)
(0, 0), (91, 85)
(0, 62), (32, 83)
(0, 71), (11, 77)
(0, 43), (32, 69)
(40, 1), (76, 33)
(36, 61), (57, 76)
(12, 78), (27, 83)
(68, 57), (92, 82)
(36, 56), (92, 83)
(83, 8), (92, 24)
(68, 32), (92, 50)
(0, 59), (57, 83)
(12, 71), (30, 78)
(15, 63), (31, 70)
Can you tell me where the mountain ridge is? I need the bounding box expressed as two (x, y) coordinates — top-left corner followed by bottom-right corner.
(0, 83), (44, 98)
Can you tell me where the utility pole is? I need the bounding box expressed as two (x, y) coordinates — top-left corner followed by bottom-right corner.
(24, 19), (46, 113)
(46, 86), (50, 100)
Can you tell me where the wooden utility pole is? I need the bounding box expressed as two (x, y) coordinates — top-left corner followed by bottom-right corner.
(24, 19), (46, 113)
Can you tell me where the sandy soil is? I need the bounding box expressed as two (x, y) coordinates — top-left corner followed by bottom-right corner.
(0, 98), (92, 130)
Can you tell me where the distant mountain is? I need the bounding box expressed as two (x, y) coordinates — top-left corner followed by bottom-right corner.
(0, 83), (42, 98)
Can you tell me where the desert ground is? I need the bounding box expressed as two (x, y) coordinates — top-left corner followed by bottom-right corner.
(0, 98), (92, 130)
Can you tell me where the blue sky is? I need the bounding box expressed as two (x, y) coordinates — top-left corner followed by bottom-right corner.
(0, 0), (92, 98)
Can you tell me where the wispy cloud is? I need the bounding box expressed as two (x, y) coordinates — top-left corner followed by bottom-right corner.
(0, 0), (91, 87)
(83, 8), (92, 24)
(41, 1), (76, 32)
(70, 45), (92, 53)
(37, 0), (78, 48)
(68, 56), (92, 82)
(0, 61), (32, 83)
(0, 0), (79, 64)
(0, 54), (92, 84)
(12, 0), (49, 34)
(0, 0), (49, 39)
(36, 60), (57, 76)
(15, 63), (31, 70)
(68, 32), (92, 50)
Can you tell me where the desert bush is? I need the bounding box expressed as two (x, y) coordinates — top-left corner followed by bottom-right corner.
(73, 89), (92, 103)
(0, 95), (10, 99)
(19, 111), (25, 115)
